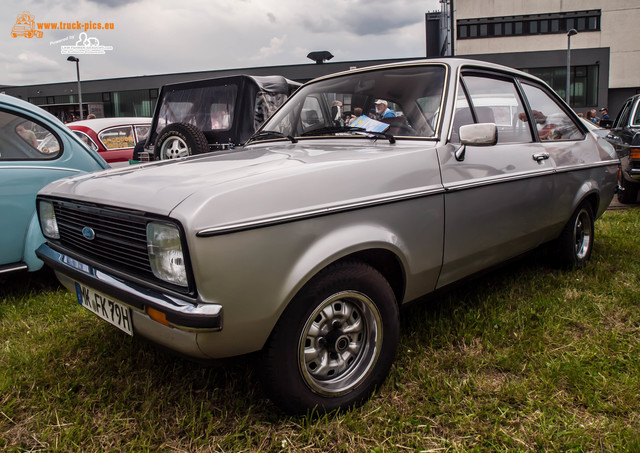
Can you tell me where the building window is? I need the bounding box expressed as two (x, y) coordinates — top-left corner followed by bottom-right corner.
(504, 22), (512, 35)
(521, 64), (599, 108)
(457, 10), (600, 40)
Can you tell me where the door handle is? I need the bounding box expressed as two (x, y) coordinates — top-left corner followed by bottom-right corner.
(533, 152), (550, 162)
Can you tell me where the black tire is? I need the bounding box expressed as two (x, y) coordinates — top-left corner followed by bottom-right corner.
(154, 122), (209, 160)
(261, 261), (399, 415)
(617, 176), (638, 204)
(554, 202), (594, 269)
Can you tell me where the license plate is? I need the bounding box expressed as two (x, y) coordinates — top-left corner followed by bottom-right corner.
(75, 282), (133, 336)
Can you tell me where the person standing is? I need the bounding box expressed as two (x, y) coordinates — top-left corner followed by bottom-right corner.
(586, 109), (598, 124)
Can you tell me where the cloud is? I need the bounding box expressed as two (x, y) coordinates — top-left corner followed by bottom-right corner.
(253, 35), (287, 61)
(0, 0), (441, 85)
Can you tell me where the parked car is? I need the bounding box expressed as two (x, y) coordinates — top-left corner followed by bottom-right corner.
(36, 58), (618, 414)
(0, 94), (108, 275)
(135, 74), (300, 161)
(605, 94), (640, 203)
(67, 117), (151, 166)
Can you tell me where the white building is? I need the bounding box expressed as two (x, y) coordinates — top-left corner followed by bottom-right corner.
(450, 0), (640, 116)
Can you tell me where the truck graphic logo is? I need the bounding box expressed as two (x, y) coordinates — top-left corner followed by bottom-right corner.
(11, 11), (43, 39)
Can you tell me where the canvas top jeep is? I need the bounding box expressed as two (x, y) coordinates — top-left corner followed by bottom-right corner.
(135, 74), (300, 161)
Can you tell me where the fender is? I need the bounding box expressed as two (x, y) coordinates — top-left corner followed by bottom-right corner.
(22, 210), (46, 271)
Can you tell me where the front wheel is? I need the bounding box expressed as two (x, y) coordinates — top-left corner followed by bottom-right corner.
(554, 202), (594, 268)
(261, 262), (399, 414)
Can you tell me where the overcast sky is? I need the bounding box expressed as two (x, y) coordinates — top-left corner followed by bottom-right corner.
(1, 0), (441, 87)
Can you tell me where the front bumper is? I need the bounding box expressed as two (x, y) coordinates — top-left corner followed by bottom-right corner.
(36, 243), (223, 332)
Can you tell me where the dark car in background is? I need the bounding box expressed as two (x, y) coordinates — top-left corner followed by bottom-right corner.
(605, 94), (640, 203)
(136, 75), (300, 161)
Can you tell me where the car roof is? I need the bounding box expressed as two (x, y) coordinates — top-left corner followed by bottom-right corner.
(160, 74), (300, 94)
(67, 117), (151, 131)
(308, 57), (545, 86)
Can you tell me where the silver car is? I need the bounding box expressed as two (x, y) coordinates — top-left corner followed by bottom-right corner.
(36, 59), (618, 414)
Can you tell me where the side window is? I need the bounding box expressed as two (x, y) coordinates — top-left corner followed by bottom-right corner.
(462, 75), (531, 144)
(613, 100), (632, 129)
(0, 110), (61, 160)
(98, 125), (135, 150)
(134, 125), (151, 142)
(632, 101), (640, 126)
(72, 130), (99, 151)
(521, 83), (584, 141)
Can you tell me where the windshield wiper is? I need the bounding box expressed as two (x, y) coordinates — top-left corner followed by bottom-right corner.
(301, 125), (395, 144)
(249, 130), (298, 144)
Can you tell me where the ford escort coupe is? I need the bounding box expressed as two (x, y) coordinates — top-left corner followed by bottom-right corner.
(36, 59), (618, 414)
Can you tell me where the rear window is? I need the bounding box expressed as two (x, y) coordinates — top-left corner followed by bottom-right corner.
(155, 84), (238, 135)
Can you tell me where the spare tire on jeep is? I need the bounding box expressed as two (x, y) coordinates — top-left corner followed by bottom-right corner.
(155, 122), (209, 160)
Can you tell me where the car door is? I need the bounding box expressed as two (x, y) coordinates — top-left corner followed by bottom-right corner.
(436, 71), (556, 287)
(518, 82), (588, 221)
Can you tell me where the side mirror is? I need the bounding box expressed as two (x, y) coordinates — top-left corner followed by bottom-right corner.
(459, 123), (498, 146)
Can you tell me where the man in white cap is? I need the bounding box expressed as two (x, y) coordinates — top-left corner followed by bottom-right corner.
(375, 99), (396, 119)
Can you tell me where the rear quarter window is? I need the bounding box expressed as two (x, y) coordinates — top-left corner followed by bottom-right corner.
(99, 125), (135, 150)
(0, 110), (61, 160)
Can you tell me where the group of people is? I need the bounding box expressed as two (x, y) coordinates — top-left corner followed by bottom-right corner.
(332, 99), (397, 127)
(579, 107), (610, 126)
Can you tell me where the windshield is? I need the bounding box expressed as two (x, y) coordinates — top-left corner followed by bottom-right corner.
(255, 64), (446, 141)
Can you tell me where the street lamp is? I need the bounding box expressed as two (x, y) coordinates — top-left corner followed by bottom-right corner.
(66, 56), (83, 120)
(566, 29), (578, 104)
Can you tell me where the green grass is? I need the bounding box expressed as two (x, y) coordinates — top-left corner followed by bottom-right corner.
(1, 208), (640, 452)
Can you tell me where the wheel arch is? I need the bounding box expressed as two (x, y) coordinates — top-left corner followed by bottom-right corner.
(330, 249), (406, 306)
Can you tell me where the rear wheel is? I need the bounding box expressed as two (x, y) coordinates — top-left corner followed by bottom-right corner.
(154, 122), (209, 160)
(554, 202), (594, 268)
(261, 261), (399, 414)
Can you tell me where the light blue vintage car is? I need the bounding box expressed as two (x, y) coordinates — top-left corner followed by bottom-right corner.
(0, 94), (108, 275)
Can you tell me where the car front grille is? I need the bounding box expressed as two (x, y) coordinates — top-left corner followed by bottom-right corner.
(51, 199), (154, 280)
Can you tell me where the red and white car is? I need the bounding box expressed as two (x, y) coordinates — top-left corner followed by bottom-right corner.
(67, 117), (151, 166)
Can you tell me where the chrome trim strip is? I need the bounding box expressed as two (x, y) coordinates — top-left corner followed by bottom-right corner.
(197, 157), (620, 237)
(196, 186), (445, 237)
(555, 159), (621, 173)
(36, 243), (223, 332)
(0, 166), (85, 172)
(445, 169), (556, 192)
(0, 263), (28, 274)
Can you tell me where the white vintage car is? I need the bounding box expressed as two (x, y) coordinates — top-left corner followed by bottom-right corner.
(36, 59), (618, 414)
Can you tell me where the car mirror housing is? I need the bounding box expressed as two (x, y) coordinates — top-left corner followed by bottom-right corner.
(459, 123), (498, 146)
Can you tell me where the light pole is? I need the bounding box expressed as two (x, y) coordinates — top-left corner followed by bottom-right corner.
(566, 29), (578, 105)
(67, 56), (83, 120)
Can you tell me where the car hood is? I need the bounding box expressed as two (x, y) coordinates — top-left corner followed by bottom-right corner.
(39, 140), (439, 228)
